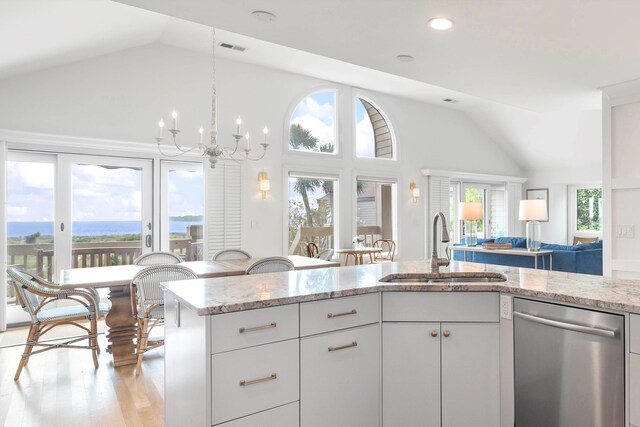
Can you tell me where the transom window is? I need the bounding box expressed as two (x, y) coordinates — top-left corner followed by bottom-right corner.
(355, 97), (394, 159)
(289, 91), (336, 154)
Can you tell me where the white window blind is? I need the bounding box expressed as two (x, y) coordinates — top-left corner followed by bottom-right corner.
(429, 176), (451, 255)
(205, 162), (241, 260)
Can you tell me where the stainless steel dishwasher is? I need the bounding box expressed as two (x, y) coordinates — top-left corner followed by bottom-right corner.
(513, 298), (624, 427)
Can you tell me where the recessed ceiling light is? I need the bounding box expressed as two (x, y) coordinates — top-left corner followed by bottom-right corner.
(396, 55), (415, 63)
(251, 10), (277, 23)
(428, 17), (454, 30)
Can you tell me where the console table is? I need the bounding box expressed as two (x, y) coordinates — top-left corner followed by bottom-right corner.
(449, 246), (553, 270)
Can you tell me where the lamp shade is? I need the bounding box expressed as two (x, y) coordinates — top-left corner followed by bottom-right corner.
(459, 202), (484, 220)
(519, 199), (548, 221)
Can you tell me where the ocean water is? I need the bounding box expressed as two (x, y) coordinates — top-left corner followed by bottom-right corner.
(7, 221), (202, 238)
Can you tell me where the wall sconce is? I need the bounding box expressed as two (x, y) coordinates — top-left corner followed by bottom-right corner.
(258, 171), (270, 200)
(409, 182), (420, 203)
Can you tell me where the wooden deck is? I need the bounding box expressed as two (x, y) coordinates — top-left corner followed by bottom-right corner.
(0, 331), (164, 427)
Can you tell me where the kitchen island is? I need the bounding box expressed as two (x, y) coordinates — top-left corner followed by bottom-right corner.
(162, 261), (640, 427)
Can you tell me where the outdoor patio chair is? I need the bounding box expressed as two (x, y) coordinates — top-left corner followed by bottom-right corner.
(6, 266), (109, 381)
(316, 249), (334, 261)
(130, 264), (198, 375)
(306, 242), (319, 257)
(373, 239), (396, 263)
(134, 251), (182, 265)
(245, 257), (294, 274)
(212, 249), (252, 261)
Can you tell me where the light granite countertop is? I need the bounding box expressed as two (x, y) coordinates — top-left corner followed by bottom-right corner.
(161, 260), (640, 316)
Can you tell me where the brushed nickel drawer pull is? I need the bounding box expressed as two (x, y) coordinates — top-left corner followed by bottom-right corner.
(328, 341), (358, 352)
(239, 373), (277, 386)
(327, 309), (357, 319)
(239, 322), (277, 333)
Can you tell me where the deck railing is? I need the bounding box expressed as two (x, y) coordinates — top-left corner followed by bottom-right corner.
(288, 225), (382, 255)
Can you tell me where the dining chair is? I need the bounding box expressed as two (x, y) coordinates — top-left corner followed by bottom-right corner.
(130, 264), (198, 375)
(316, 249), (334, 261)
(6, 266), (109, 381)
(245, 257), (295, 274)
(373, 239), (396, 263)
(134, 251), (183, 265)
(306, 242), (319, 257)
(572, 236), (599, 245)
(212, 249), (252, 261)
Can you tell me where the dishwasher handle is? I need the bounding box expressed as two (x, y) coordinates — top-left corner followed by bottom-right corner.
(513, 311), (617, 338)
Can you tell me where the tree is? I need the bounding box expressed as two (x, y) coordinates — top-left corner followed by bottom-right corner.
(293, 177), (322, 227)
(576, 188), (602, 231)
(290, 123), (319, 150)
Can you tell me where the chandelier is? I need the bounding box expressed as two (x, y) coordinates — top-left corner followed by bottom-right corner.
(154, 28), (269, 168)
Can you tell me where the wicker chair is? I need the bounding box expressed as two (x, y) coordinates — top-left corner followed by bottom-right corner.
(130, 264), (197, 375)
(134, 251), (182, 266)
(212, 249), (252, 261)
(6, 266), (109, 381)
(306, 242), (319, 257)
(316, 249), (334, 261)
(372, 239), (396, 263)
(245, 257), (295, 275)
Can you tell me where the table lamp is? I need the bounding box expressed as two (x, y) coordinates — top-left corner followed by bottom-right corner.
(459, 202), (484, 246)
(519, 200), (548, 251)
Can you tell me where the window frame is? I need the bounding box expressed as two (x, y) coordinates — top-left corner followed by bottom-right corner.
(353, 174), (398, 254)
(284, 86), (342, 158)
(352, 93), (397, 161)
(568, 183), (603, 242)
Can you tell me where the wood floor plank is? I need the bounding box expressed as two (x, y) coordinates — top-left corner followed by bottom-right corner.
(0, 333), (165, 427)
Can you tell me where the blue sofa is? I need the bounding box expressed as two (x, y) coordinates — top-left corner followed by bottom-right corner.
(452, 237), (603, 275)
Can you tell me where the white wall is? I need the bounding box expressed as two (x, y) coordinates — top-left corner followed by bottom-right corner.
(0, 42), (523, 260)
(524, 165), (601, 244)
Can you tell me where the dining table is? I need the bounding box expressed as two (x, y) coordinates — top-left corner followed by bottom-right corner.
(58, 255), (339, 367)
(335, 247), (383, 265)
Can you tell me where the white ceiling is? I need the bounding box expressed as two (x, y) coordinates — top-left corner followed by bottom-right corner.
(2, 0), (620, 171)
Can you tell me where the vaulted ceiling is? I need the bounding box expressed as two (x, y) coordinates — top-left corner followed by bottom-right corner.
(4, 0), (629, 171)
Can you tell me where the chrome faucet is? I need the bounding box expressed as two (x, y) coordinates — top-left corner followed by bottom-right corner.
(430, 211), (451, 273)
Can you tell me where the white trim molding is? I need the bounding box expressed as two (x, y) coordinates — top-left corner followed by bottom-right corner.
(421, 169), (527, 184)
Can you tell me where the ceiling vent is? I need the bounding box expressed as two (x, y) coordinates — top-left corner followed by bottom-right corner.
(442, 98), (459, 103)
(218, 42), (246, 52)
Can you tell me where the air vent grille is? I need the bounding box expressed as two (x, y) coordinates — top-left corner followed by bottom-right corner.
(218, 42), (246, 52)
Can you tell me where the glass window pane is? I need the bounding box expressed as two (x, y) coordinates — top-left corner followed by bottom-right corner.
(71, 164), (143, 267)
(289, 91), (336, 154)
(355, 97), (393, 159)
(576, 188), (602, 231)
(356, 180), (395, 246)
(168, 168), (204, 260)
(490, 189), (506, 238)
(6, 160), (55, 285)
(288, 176), (336, 254)
(465, 187), (485, 239)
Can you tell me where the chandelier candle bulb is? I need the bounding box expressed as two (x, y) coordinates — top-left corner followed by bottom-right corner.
(158, 119), (164, 139)
(236, 116), (242, 134)
(199, 126), (204, 144)
(245, 132), (250, 149)
(171, 111), (178, 130)
(263, 126), (268, 143)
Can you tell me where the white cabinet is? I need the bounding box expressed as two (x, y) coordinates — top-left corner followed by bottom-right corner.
(383, 323), (441, 427)
(216, 402), (299, 427)
(440, 323), (500, 427)
(300, 323), (380, 427)
(382, 293), (500, 427)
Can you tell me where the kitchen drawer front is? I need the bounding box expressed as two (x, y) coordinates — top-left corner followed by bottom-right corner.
(631, 314), (640, 354)
(211, 304), (299, 354)
(211, 339), (299, 425)
(300, 293), (379, 337)
(631, 353), (640, 426)
(215, 402), (299, 427)
(383, 292), (499, 322)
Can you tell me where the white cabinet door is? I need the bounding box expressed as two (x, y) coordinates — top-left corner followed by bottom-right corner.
(300, 324), (380, 427)
(383, 323), (441, 427)
(441, 323), (500, 427)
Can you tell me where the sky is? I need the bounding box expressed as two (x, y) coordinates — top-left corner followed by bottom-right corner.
(7, 160), (203, 223)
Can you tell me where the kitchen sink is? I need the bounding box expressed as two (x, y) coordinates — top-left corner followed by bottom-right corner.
(379, 272), (507, 283)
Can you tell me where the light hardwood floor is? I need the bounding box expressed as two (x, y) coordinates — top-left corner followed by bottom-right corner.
(0, 332), (165, 427)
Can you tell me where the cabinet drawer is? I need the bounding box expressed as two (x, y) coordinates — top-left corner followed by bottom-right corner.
(631, 314), (640, 354)
(211, 339), (299, 425)
(215, 402), (299, 427)
(631, 354), (640, 426)
(300, 293), (379, 337)
(383, 292), (499, 322)
(300, 323), (380, 427)
(211, 304), (299, 354)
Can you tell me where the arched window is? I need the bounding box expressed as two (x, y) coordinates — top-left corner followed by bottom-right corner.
(355, 97), (394, 159)
(289, 91), (336, 154)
